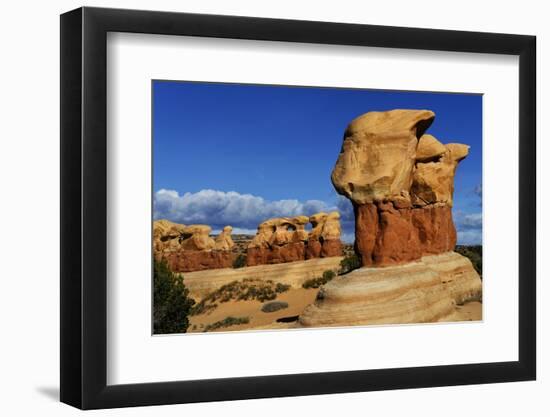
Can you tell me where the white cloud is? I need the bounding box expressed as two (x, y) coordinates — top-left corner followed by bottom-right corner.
(457, 212), (482, 230)
(454, 210), (482, 245)
(457, 229), (482, 245)
(154, 189), (337, 231)
(341, 232), (355, 244)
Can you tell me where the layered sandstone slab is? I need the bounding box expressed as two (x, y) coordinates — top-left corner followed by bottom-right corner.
(299, 252), (482, 327)
(181, 256), (344, 300)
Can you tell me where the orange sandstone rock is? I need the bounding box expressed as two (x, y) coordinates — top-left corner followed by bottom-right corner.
(248, 212), (343, 266)
(162, 249), (234, 273)
(153, 220), (235, 272)
(332, 109), (468, 267)
(354, 202), (456, 266)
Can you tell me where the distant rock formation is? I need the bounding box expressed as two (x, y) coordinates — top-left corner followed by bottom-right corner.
(331, 109), (468, 266)
(247, 212), (343, 266)
(214, 226), (235, 251)
(153, 220), (234, 272)
(305, 212), (343, 259)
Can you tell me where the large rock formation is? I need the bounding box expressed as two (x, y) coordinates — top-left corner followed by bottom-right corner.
(299, 252), (482, 327)
(353, 202), (456, 266)
(247, 212), (343, 266)
(246, 216), (307, 266)
(305, 212), (343, 259)
(153, 220), (235, 272)
(331, 109), (468, 266)
(298, 109), (482, 328)
(331, 109), (435, 205)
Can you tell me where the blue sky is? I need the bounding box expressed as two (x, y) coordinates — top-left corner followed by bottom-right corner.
(153, 80), (482, 244)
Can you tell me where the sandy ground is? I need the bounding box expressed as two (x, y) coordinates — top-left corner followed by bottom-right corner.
(443, 301), (482, 322)
(185, 254), (482, 333)
(189, 287), (482, 333)
(189, 287), (318, 333)
(180, 256), (343, 300)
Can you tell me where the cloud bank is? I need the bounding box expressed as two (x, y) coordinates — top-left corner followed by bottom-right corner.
(154, 188), (349, 235)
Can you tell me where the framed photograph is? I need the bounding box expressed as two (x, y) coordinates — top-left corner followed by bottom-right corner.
(60, 6), (536, 409)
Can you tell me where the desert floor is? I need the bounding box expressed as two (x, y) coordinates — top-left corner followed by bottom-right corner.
(445, 301), (482, 322)
(188, 285), (482, 333)
(188, 287), (318, 333)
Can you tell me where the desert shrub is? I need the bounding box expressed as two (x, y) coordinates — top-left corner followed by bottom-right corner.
(322, 270), (336, 281)
(275, 282), (291, 293)
(203, 316), (249, 332)
(261, 301), (289, 313)
(339, 253), (362, 275)
(153, 259), (195, 334)
(232, 254), (247, 268)
(190, 278), (291, 315)
(302, 269), (336, 289)
(455, 245), (482, 277)
(190, 302), (217, 316)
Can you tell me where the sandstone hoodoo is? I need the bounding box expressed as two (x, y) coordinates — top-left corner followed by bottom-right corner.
(305, 212), (343, 259)
(331, 109), (469, 267)
(153, 220), (235, 272)
(298, 109), (482, 328)
(247, 212), (343, 267)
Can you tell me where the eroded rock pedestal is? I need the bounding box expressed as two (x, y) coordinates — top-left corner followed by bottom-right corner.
(246, 212), (343, 267)
(331, 109), (469, 266)
(300, 109), (482, 327)
(354, 203), (456, 266)
(153, 220), (235, 272)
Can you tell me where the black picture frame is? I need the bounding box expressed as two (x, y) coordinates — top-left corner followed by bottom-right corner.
(60, 6), (536, 410)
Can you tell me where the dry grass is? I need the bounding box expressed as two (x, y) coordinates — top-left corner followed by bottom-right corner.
(190, 278), (290, 315)
(202, 316), (250, 332)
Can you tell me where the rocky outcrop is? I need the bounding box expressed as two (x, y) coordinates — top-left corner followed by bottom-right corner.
(179, 225), (216, 251)
(153, 220), (234, 272)
(354, 202), (456, 266)
(247, 212), (343, 267)
(163, 250), (234, 274)
(214, 226), (235, 251)
(411, 141), (469, 207)
(246, 216), (307, 266)
(305, 212), (343, 259)
(331, 109), (435, 205)
(331, 109), (468, 267)
(299, 252), (482, 327)
(297, 108), (482, 329)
